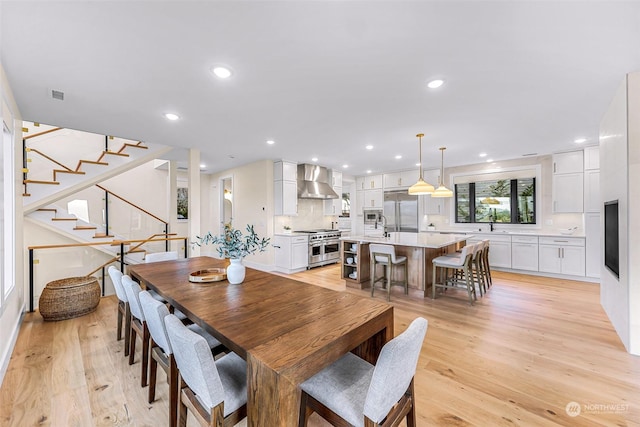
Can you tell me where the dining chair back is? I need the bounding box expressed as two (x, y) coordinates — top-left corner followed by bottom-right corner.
(164, 314), (247, 426)
(299, 317), (428, 427)
(122, 275), (151, 387)
(145, 251), (179, 263)
(108, 266), (131, 355)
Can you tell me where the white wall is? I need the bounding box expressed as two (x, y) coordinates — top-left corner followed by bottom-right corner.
(208, 160), (275, 270)
(0, 63), (25, 385)
(600, 72), (640, 355)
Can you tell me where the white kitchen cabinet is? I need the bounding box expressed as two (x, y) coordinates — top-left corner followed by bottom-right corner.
(584, 169), (600, 213)
(363, 188), (383, 209)
(274, 161), (298, 216)
(538, 236), (585, 276)
(511, 235), (539, 271)
(324, 169), (343, 215)
(273, 235), (309, 273)
(584, 146), (600, 170)
(553, 151), (584, 174)
(468, 234), (511, 268)
(585, 213), (601, 278)
(356, 174), (382, 190)
(552, 173), (583, 213)
(383, 170), (416, 189)
(355, 190), (364, 214)
(421, 169), (444, 215)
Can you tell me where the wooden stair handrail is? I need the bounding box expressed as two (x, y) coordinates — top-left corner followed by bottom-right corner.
(96, 184), (168, 225)
(126, 232), (178, 253)
(26, 148), (75, 171)
(28, 235), (187, 251)
(23, 127), (63, 140)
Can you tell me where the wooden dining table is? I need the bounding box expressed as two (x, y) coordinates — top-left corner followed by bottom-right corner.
(128, 256), (394, 426)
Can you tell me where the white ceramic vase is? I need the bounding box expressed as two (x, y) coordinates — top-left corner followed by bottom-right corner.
(227, 258), (246, 285)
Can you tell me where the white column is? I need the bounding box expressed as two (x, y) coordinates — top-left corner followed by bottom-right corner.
(188, 149), (201, 257)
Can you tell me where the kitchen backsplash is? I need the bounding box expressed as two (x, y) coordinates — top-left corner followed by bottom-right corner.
(274, 198), (337, 232)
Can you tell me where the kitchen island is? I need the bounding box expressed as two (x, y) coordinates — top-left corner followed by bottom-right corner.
(341, 232), (470, 298)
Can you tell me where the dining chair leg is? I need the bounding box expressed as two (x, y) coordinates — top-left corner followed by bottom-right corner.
(124, 303), (131, 356)
(148, 344), (158, 403)
(177, 376), (188, 427)
(128, 323), (137, 366)
(117, 301), (124, 341)
(406, 379), (417, 427)
(141, 324), (150, 387)
(169, 355), (179, 427)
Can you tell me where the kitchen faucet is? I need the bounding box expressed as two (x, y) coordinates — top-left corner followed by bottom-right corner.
(381, 215), (389, 237)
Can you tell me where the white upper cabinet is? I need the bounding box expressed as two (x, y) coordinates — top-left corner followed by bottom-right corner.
(274, 161), (298, 216)
(584, 146), (600, 170)
(356, 174), (382, 190)
(552, 151), (584, 213)
(383, 170), (417, 189)
(552, 150), (583, 174)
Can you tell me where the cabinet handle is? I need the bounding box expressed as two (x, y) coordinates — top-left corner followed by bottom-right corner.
(553, 162), (557, 173)
(398, 178), (402, 186)
(371, 181), (374, 189)
(561, 248), (565, 258)
(558, 248), (561, 258)
(553, 240), (568, 243)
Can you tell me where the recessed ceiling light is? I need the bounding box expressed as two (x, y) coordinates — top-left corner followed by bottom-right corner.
(486, 159), (493, 163)
(200, 164), (206, 169)
(164, 113), (180, 121)
(366, 145), (373, 150)
(266, 140), (275, 145)
(427, 79), (444, 89)
(366, 170), (372, 174)
(479, 152), (487, 157)
(342, 164), (349, 169)
(574, 138), (587, 144)
(415, 162), (421, 167)
(395, 155), (402, 160)
(311, 157), (318, 162)
(212, 66), (232, 79)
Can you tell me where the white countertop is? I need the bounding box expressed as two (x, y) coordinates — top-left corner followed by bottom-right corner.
(343, 232), (471, 249)
(426, 230), (585, 238)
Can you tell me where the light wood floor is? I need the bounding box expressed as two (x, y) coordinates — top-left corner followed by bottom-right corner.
(2, 266), (640, 426)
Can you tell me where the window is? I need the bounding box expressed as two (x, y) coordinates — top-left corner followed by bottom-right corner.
(455, 177), (536, 224)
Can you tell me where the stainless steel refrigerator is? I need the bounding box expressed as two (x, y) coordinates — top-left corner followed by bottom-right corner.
(383, 191), (418, 233)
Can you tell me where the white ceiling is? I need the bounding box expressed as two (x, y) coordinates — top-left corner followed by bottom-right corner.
(2, 1), (639, 176)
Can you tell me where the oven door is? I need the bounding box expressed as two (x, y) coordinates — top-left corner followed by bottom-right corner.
(322, 239), (340, 263)
(309, 241), (324, 266)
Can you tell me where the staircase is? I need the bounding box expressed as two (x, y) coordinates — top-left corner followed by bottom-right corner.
(22, 122), (173, 214)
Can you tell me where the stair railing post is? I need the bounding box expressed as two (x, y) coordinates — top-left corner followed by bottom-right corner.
(120, 243), (125, 273)
(165, 223), (169, 252)
(184, 238), (188, 258)
(29, 248), (34, 312)
(22, 138), (28, 196)
(101, 267), (105, 296)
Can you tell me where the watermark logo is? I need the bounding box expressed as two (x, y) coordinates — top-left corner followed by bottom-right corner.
(565, 401), (581, 417)
(565, 401), (629, 417)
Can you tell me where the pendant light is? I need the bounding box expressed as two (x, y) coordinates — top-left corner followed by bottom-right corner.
(408, 133), (435, 195)
(432, 147), (453, 198)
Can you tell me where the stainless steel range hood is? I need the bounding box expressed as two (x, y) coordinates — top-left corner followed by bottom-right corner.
(297, 164), (339, 199)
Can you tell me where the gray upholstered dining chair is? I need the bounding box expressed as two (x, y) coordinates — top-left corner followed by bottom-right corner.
(108, 265), (131, 356)
(145, 251), (179, 263)
(164, 314), (247, 427)
(369, 243), (408, 301)
(139, 291), (226, 427)
(122, 275), (151, 387)
(298, 317), (428, 427)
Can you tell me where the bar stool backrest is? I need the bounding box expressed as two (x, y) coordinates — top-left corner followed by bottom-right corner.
(370, 244), (401, 264)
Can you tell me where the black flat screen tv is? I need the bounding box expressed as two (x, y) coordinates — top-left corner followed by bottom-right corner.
(604, 200), (619, 279)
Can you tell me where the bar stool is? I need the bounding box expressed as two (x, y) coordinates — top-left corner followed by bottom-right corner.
(369, 244), (408, 301)
(432, 244), (476, 304)
(481, 239), (493, 288)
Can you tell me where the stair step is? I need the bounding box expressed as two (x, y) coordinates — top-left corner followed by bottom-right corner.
(52, 169), (86, 180)
(93, 233), (114, 238)
(75, 160), (108, 171)
(51, 217), (77, 221)
(22, 193), (31, 197)
(23, 179), (60, 185)
(119, 143), (149, 153)
(96, 151), (130, 163)
(74, 225), (97, 230)
(37, 208), (57, 213)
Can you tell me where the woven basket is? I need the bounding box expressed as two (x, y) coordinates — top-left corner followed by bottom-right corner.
(39, 276), (101, 321)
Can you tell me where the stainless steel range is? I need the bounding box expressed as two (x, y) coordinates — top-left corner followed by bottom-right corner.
(294, 229), (342, 268)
